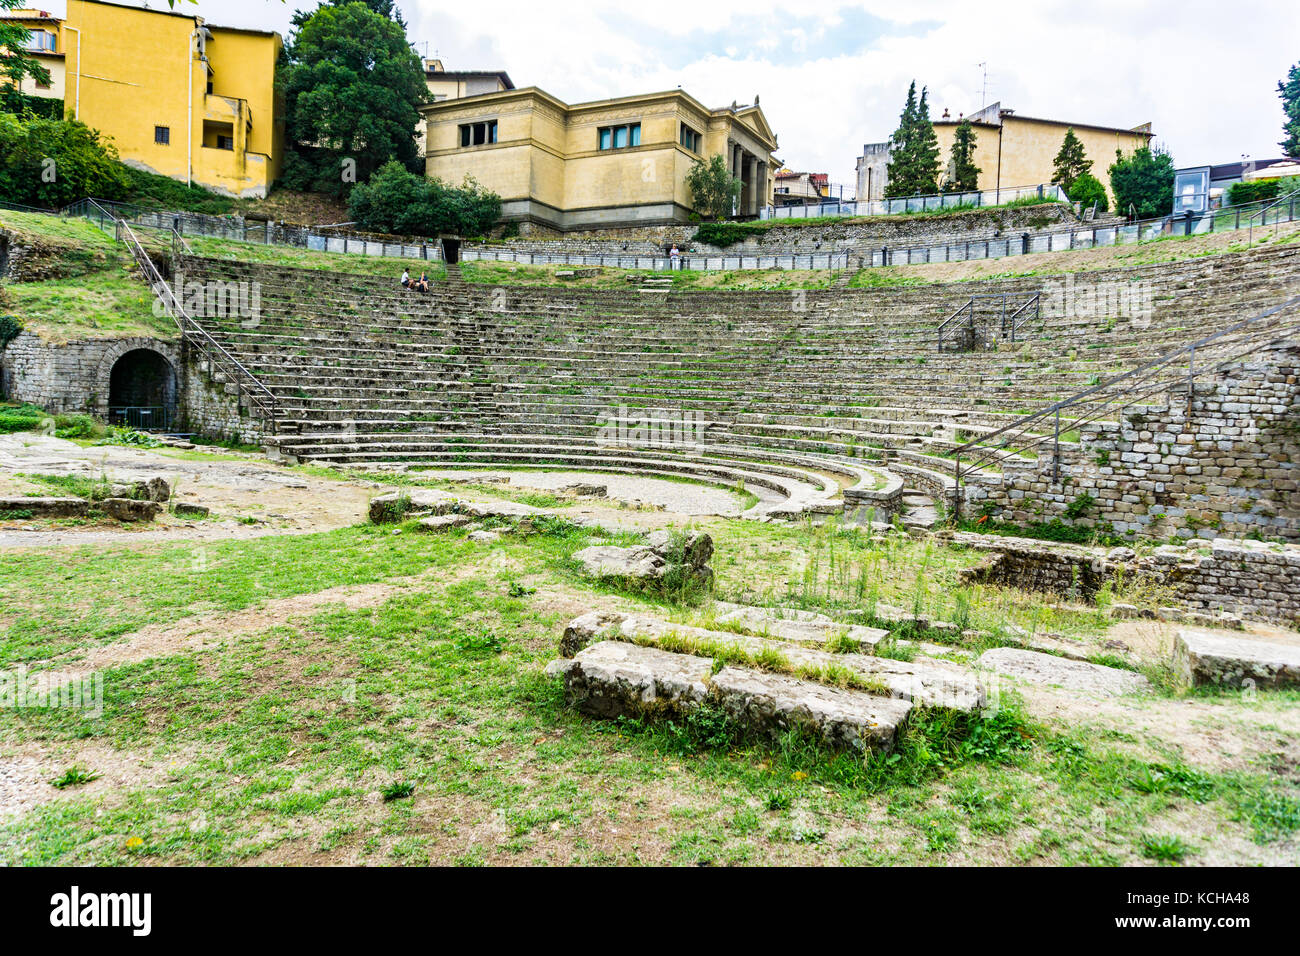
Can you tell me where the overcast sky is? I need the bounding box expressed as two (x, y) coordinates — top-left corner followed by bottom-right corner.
(40, 0), (1300, 187)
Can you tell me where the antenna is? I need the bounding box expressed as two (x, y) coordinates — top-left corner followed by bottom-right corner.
(976, 62), (990, 107)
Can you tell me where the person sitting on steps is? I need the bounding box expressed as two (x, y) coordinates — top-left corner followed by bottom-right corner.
(417, 272), (430, 293)
(400, 269), (411, 289)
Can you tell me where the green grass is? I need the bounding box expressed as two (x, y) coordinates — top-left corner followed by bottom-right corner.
(186, 236), (447, 280)
(0, 512), (1294, 865)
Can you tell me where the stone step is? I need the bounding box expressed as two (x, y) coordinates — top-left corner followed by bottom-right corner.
(1174, 629), (1300, 689)
(559, 610), (983, 712)
(707, 600), (890, 652)
(977, 647), (1150, 696)
(544, 640), (913, 753)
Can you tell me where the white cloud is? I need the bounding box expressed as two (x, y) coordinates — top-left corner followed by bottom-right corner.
(39, 0), (1300, 189)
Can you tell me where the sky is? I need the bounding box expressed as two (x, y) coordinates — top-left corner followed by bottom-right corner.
(36, 0), (1300, 188)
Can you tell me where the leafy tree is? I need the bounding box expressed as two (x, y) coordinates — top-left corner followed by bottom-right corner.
(347, 160), (500, 237)
(1109, 145), (1175, 219)
(885, 81), (941, 197)
(685, 154), (742, 220)
(1068, 172), (1108, 212)
(280, 2), (427, 195)
(292, 0), (406, 31)
(0, 112), (128, 207)
(1051, 128), (1092, 192)
(0, 0), (51, 113)
(1280, 62), (1300, 157)
(944, 118), (980, 193)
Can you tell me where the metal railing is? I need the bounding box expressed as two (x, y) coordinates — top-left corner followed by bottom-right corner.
(948, 293), (1300, 515)
(117, 220), (282, 434)
(109, 405), (173, 431)
(1248, 188), (1300, 243)
(761, 183), (1071, 220)
(938, 292), (1042, 351)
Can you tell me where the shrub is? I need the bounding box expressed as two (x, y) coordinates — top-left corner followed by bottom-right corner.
(1069, 172), (1109, 212)
(347, 160), (501, 238)
(1109, 145), (1175, 219)
(692, 221), (762, 248)
(1227, 179), (1281, 206)
(0, 314), (22, 350)
(0, 112), (128, 208)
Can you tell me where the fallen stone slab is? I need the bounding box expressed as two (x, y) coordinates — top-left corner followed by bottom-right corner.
(416, 514), (473, 532)
(644, 529), (714, 569)
(544, 641), (713, 718)
(560, 611), (982, 712)
(1174, 629), (1300, 690)
(711, 666), (912, 754)
(173, 502), (210, 518)
(0, 497), (88, 519)
(558, 483), (607, 498)
(545, 641), (910, 753)
(100, 498), (164, 523)
(468, 530), (500, 543)
(572, 545), (668, 580)
(978, 647), (1149, 696)
(368, 489), (457, 523)
(709, 601), (889, 653)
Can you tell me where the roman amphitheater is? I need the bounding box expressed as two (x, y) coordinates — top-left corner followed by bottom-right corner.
(1, 199), (1298, 866)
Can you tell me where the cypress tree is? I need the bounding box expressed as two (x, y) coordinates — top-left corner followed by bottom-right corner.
(945, 118), (980, 193)
(1052, 128), (1092, 192)
(884, 82), (919, 198)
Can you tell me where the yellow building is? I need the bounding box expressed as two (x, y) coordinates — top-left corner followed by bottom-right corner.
(422, 87), (779, 232)
(858, 101), (1153, 205)
(60, 0), (284, 198)
(0, 8), (65, 101)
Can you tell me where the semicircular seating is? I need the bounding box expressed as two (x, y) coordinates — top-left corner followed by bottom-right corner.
(175, 241), (1300, 522)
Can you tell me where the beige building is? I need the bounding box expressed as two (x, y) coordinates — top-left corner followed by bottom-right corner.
(858, 101), (1153, 205)
(416, 59), (512, 155)
(421, 87), (779, 232)
(0, 8), (66, 102)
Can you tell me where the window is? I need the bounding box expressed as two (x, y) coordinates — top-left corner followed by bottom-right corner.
(25, 31), (55, 52)
(458, 120), (498, 147)
(155, 126), (170, 145)
(598, 122), (640, 150)
(679, 124), (701, 153)
(217, 135), (234, 151)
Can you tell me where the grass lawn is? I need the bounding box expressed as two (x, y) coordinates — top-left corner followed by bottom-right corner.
(2, 512), (1296, 866)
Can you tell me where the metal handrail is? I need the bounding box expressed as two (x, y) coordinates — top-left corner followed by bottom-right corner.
(949, 293), (1300, 515)
(1004, 292), (1041, 342)
(937, 300), (974, 351)
(119, 221), (281, 432)
(1248, 188), (1300, 242)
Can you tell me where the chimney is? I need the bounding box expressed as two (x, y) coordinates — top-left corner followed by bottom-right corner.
(942, 108), (950, 119)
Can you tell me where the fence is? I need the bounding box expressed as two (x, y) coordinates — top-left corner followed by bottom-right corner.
(759, 183), (1070, 220)
(17, 190), (1300, 276)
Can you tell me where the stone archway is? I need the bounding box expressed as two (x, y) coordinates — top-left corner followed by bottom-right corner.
(105, 346), (178, 431)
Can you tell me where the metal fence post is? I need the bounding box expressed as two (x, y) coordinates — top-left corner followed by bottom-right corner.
(1053, 407), (1061, 484)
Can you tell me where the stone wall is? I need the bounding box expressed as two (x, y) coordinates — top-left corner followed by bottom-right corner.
(950, 531), (1300, 625)
(963, 341), (1300, 542)
(0, 331), (268, 444)
(0, 331), (181, 417)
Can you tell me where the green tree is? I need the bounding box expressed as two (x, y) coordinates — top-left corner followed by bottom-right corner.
(944, 118), (980, 193)
(1109, 145), (1175, 219)
(1280, 62), (1300, 157)
(0, 112), (128, 207)
(347, 160), (500, 237)
(0, 0), (51, 113)
(685, 154), (742, 220)
(280, 2), (427, 195)
(885, 81), (941, 197)
(1068, 172), (1108, 213)
(1051, 128), (1092, 192)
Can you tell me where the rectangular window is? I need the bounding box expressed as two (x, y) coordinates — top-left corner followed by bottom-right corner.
(598, 122), (641, 150)
(25, 31), (55, 52)
(155, 126), (170, 145)
(679, 123), (701, 152)
(458, 120), (498, 148)
(217, 135), (234, 151)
